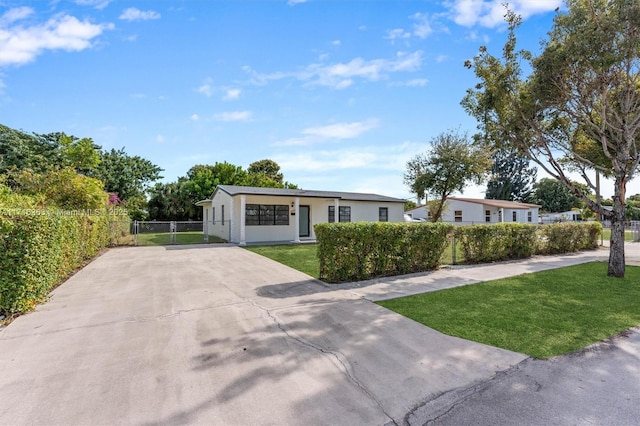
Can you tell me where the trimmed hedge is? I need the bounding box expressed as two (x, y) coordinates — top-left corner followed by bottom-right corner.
(536, 222), (602, 254)
(0, 211), (124, 315)
(315, 222), (454, 283)
(455, 223), (538, 264)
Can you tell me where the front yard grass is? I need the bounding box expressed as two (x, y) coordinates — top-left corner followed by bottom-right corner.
(377, 262), (640, 359)
(601, 228), (634, 242)
(244, 244), (320, 278)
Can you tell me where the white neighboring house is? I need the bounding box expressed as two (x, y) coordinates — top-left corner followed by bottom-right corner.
(405, 197), (541, 225)
(539, 210), (583, 224)
(196, 185), (406, 245)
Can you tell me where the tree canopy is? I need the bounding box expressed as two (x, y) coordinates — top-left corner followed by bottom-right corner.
(403, 129), (492, 222)
(463, 0), (640, 277)
(485, 148), (537, 201)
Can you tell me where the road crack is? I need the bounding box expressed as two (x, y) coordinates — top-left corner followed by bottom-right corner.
(247, 299), (399, 426)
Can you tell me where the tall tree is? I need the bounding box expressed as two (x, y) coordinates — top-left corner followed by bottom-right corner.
(90, 148), (163, 219)
(530, 178), (583, 213)
(485, 148), (537, 201)
(403, 130), (492, 222)
(247, 159), (284, 184)
(463, 1), (640, 277)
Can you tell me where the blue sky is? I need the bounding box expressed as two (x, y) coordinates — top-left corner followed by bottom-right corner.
(3, 0), (608, 201)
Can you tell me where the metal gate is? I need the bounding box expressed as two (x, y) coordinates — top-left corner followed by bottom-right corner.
(131, 221), (207, 246)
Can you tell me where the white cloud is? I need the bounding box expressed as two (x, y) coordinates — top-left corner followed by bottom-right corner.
(190, 114), (199, 121)
(119, 8), (161, 22)
(0, 9), (114, 67)
(331, 39), (341, 46)
(75, 0), (111, 10)
(386, 28), (411, 42)
(197, 78), (213, 97)
(288, 0), (307, 5)
(156, 134), (165, 143)
(274, 141), (429, 173)
(389, 78), (428, 87)
(274, 119), (378, 146)
(411, 13), (433, 39)
(243, 51), (423, 90)
(223, 88), (241, 100)
(436, 55), (448, 63)
(214, 111), (252, 122)
(448, 0), (561, 28)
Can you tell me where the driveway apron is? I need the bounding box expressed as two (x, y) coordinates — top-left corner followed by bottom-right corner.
(0, 245), (526, 425)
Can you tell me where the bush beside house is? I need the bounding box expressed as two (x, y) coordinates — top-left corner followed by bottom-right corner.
(315, 222), (453, 283)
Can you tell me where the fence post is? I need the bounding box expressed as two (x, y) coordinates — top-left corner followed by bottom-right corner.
(133, 220), (139, 246)
(170, 221), (176, 244)
(452, 233), (456, 265)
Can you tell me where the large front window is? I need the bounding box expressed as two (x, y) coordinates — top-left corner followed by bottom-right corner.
(246, 204), (289, 226)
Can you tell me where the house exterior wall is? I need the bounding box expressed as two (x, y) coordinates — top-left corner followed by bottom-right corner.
(408, 200), (539, 225)
(204, 191), (404, 243)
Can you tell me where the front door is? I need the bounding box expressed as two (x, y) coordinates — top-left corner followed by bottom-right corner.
(299, 205), (310, 237)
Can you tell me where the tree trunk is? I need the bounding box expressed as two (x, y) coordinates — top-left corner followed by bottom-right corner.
(608, 176), (626, 278)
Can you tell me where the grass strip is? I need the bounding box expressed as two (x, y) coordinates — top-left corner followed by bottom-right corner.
(244, 244), (319, 278)
(377, 262), (640, 359)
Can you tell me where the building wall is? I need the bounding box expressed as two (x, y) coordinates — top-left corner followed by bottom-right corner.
(204, 192), (405, 243)
(408, 200), (539, 225)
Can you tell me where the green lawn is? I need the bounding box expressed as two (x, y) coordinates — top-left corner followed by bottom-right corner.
(135, 231), (224, 246)
(244, 244), (320, 278)
(377, 262), (640, 359)
(601, 228), (634, 242)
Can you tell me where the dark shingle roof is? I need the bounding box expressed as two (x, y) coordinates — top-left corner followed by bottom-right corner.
(213, 185), (406, 203)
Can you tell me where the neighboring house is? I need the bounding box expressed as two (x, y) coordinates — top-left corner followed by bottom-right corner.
(539, 210), (583, 224)
(405, 197), (541, 225)
(196, 185), (406, 245)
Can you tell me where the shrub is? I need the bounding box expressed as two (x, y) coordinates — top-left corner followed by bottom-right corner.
(455, 223), (538, 263)
(315, 222), (453, 283)
(536, 222), (602, 254)
(0, 184), (128, 315)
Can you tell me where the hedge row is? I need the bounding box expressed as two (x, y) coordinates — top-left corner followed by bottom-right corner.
(315, 222), (454, 283)
(454, 221), (602, 263)
(536, 222), (602, 254)
(454, 223), (538, 263)
(0, 212), (125, 315)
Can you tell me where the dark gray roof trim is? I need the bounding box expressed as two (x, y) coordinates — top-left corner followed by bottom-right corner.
(214, 185), (406, 203)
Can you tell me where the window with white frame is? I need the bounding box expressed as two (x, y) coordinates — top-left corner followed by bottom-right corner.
(527, 211), (532, 222)
(485, 209), (491, 222)
(454, 210), (463, 222)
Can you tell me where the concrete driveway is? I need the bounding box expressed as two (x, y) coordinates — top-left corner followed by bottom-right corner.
(0, 244), (525, 425)
(2, 244), (639, 425)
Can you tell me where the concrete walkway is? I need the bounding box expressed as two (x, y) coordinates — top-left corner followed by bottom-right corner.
(0, 243), (638, 425)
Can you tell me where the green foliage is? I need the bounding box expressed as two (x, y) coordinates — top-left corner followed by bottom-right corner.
(529, 178), (585, 212)
(0, 183), (129, 315)
(403, 129), (492, 221)
(90, 147), (163, 202)
(149, 159), (297, 220)
(11, 168), (107, 210)
(315, 222), (453, 283)
(537, 222), (602, 254)
(404, 200), (417, 211)
(0, 125), (59, 175)
(58, 134), (101, 173)
(485, 148), (536, 201)
(454, 223), (538, 263)
(463, 1), (640, 277)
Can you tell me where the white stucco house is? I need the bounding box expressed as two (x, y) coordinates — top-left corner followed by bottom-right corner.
(196, 185), (406, 245)
(405, 197), (541, 225)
